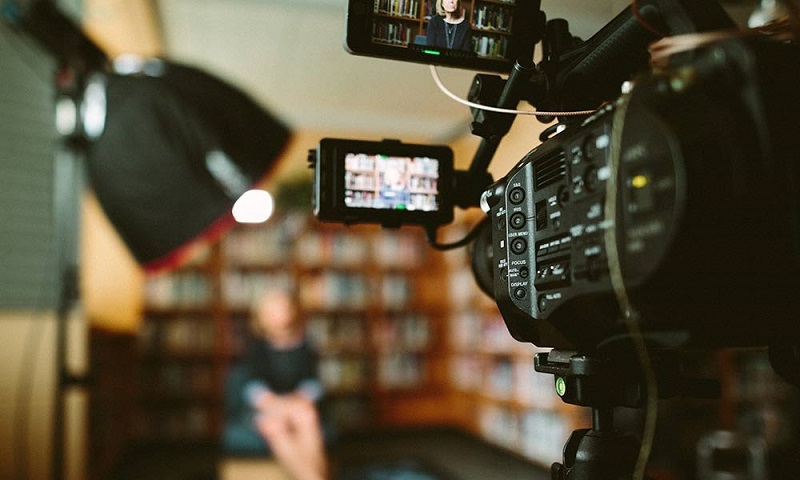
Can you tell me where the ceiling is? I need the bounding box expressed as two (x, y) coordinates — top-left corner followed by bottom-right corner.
(153, 0), (644, 143)
(153, 0), (756, 144)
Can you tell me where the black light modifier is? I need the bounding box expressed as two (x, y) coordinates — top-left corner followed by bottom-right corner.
(85, 59), (291, 272)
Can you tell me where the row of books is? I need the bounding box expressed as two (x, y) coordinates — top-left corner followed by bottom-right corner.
(144, 272), (213, 309)
(225, 222), (426, 270)
(344, 190), (438, 211)
(319, 355), (369, 391)
(307, 313), (369, 351)
(294, 230), (371, 268)
(224, 224), (292, 267)
(345, 172), (439, 193)
(345, 171), (378, 190)
(298, 271), (418, 310)
(479, 405), (583, 467)
(374, 0), (420, 19)
(139, 363), (215, 396)
(372, 20), (414, 46)
(381, 0), (516, 22)
(455, 312), (537, 355)
(449, 353), (560, 408)
(472, 34), (508, 59)
(373, 313), (431, 351)
(298, 272), (371, 310)
(147, 270), (419, 314)
(308, 312), (432, 353)
(378, 352), (426, 388)
(472, 5), (513, 32)
(318, 353), (428, 390)
(139, 316), (216, 355)
(221, 270), (292, 310)
(133, 406), (212, 440)
(372, 230), (426, 267)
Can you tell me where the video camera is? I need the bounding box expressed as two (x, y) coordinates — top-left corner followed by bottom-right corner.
(309, 1), (800, 476)
(311, 0), (800, 353)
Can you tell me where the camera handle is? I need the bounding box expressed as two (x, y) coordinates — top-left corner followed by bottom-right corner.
(451, 59), (539, 210)
(535, 350), (720, 480)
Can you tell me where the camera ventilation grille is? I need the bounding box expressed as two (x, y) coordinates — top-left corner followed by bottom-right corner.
(534, 149), (567, 190)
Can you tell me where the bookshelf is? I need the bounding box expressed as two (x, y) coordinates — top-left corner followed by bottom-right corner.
(135, 249), (225, 442)
(133, 212), (450, 443)
(372, 0), (518, 59)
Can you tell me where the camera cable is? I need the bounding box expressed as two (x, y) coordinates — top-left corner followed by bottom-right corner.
(429, 64), (597, 117)
(604, 85), (659, 480)
(424, 221), (484, 251)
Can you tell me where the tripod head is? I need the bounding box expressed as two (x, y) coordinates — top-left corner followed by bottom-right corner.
(535, 349), (721, 479)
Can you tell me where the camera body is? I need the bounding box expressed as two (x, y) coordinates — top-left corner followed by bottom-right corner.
(311, 138), (455, 228)
(483, 38), (800, 352)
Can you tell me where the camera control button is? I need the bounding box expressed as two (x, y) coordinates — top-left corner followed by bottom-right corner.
(509, 187), (525, 205)
(511, 238), (527, 254)
(514, 287), (527, 300)
(538, 295), (548, 312)
(510, 212), (526, 229)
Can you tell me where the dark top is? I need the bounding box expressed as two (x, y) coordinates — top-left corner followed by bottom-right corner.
(426, 16), (473, 52)
(241, 336), (320, 395)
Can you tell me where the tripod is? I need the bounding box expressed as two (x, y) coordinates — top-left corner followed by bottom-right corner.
(534, 350), (720, 480)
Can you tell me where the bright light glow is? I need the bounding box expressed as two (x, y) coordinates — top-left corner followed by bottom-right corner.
(232, 189), (274, 223)
(82, 74), (107, 140)
(55, 96), (77, 136)
(113, 54), (145, 75)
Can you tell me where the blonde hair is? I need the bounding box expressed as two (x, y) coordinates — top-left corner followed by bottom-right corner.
(436, 0), (463, 19)
(248, 286), (297, 338)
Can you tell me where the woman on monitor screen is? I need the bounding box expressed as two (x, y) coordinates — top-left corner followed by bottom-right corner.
(426, 0), (473, 52)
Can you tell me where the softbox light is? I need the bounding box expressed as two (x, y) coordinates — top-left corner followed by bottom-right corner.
(85, 59), (291, 272)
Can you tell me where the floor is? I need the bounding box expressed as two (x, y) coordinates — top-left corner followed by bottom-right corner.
(107, 427), (551, 480)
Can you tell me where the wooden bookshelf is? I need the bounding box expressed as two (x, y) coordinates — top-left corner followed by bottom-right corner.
(132, 211), (452, 443)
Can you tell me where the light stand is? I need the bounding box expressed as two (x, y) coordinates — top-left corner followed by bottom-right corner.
(52, 129), (87, 480)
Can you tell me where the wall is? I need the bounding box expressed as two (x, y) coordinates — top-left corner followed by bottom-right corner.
(0, 313), (57, 480)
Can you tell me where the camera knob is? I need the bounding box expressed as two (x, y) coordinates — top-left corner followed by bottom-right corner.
(480, 183), (505, 213)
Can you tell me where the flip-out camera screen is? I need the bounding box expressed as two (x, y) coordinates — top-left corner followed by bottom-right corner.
(345, 0), (540, 73)
(313, 138), (454, 227)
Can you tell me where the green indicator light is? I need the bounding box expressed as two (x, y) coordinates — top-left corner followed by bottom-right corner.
(555, 377), (567, 397)
(423, 49), (442, 56)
